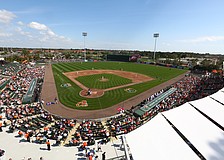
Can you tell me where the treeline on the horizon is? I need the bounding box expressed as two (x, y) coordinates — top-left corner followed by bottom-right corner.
(0, 46), (223, 57)
(1, 47), (224, 72)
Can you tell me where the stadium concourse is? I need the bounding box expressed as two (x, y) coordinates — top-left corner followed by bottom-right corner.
(1, 61), (224, 160)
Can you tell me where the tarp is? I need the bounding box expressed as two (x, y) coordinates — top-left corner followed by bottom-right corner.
(126, 114), (200, 160)
(163, 103), (224, 160)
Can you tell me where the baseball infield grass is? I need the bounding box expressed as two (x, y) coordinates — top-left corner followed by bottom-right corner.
(76, 74), (132, 89)
(52, 62), (187, 110)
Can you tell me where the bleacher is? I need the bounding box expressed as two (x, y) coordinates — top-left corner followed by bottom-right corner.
(134, 87), (177, 117)
(0, 78), (10, 90)
(0, 63), (22, 76)
(76, 121), (105, 140)
(106, 114), (142, 137)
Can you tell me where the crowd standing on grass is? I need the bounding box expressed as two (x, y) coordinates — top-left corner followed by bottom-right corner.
(0, 61), (224, 159)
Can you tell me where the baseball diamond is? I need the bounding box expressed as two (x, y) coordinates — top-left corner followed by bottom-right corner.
(41, 61), (188, 119)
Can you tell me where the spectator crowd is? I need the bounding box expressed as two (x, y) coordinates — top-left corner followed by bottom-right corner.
(0, 61), (223, 160)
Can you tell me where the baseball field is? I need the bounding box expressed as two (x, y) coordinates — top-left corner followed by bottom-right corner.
(52, 61), (187, 110)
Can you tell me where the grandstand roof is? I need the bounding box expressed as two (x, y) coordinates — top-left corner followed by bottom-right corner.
(210, 90), (224, 104)
(190, 96), (224, 128)
(126, 88), (224, 160)
(163, 103), (224, 159)
(126, 114), (200, 160)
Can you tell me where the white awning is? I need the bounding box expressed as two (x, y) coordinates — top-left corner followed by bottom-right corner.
(126, 114), (200, 160)
(190, 96), (224, 128)
(163, 103), (224, 160)
(210, 90), (224, 104)
(219, 87), (224, 92)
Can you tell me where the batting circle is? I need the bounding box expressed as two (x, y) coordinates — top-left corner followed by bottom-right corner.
(79, 89), (104, 98)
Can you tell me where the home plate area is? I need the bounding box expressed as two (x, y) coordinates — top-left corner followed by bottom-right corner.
(79, 89), (104, 98)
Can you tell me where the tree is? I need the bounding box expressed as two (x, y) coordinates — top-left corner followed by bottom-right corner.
(33, 54), (40, 61)
(21, 49), (30, 61)
(201, 59), (212, 66)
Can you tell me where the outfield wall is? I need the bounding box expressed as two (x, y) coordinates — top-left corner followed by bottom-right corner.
(107, 55), (131, 62)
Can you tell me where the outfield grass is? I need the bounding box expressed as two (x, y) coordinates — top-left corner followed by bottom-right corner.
(52, 62), (188, 110)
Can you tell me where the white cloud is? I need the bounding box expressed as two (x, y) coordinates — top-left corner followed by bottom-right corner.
(15, 27), (31, 37)
(17, 21), (24, 26)
(0, 32), (12, 37)
(15, 27), (22, 32)
(28, 22), (48, 31)
(0, 9), (16, 24)
(26, 22), (74, 47)
(47, 30), (56, 36)
(59, 35), (66, 39)
(0, 17), (75, 48)
(181, 36), (224, 43)
(28, 21), (57, 38)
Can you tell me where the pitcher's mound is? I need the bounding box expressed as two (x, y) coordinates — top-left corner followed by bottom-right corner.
(80, 89), (104, 98)
(99, 78), (109, 82)
(98, 76), (109, 82)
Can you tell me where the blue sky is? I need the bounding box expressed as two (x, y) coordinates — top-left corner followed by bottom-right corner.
(0, 0), (224, 54)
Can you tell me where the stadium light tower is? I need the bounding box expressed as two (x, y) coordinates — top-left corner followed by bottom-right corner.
(153, 33), (159, 63)
(82, 32), (87, 61)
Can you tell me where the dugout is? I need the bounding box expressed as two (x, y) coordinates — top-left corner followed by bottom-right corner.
(22, 78), (37, 104)
(107, 55), (131, 62)
(134, 88), (177, 117)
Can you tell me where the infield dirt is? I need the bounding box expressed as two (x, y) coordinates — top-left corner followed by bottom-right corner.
(63, 70), (154, 98)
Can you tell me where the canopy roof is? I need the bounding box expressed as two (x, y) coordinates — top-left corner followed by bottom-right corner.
(163, 103), (224, 160)
(190, 96), (224, 128)
(126, 89), (224, 160)
(126, 114), (200, 160)
(210, 90), (224, 104)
